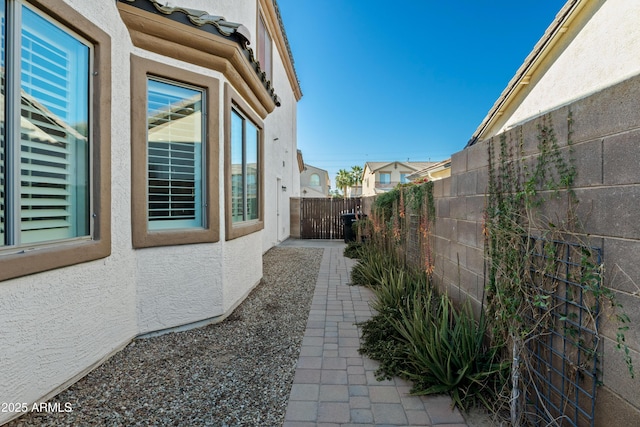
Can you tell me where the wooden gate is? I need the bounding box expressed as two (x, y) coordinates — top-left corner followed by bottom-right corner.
(300, 198), (362, 239)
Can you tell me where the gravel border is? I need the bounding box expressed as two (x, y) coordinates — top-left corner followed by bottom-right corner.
(9, 247), (323, 426)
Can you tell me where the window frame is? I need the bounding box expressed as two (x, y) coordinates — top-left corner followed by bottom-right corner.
(224, 83), (264, 240)
(0, 0), (111, 281)
(309, 173), (321, 187)
(256, 11), (272, 82)
(130, 56), (219, 248)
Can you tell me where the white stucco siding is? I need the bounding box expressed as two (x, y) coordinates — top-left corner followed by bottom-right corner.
(500, 0), (640, 131)
(0, 260), (138, 423)
(261, 35), (299, 251)
(223, 232), (263, 312)
(0, 2), (137, 424)
(135, 245), (225, 334)
(0, 0), (299, 422)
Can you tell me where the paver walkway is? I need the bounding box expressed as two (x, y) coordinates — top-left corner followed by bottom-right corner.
(279, 239), (468, 427)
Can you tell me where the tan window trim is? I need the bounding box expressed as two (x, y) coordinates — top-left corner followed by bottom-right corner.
(0, 0), (111, 282)
(130, 55), (220, 249)
(224, 83), (264, 240)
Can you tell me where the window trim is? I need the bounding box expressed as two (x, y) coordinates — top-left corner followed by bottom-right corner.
(0, 0), (111, 281)
(130, 56), (220, 248)
(117, 0), (278, 119)
(224, 83), (264, 240)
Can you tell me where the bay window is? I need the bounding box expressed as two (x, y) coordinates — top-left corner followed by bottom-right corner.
(0, 0), (111, 280)
(2, 2), (89, 246)
(224, 83), (263, 240)
(147, 78), (204, 231)
(130, 56), (219, 248)
(231, 109), (259, 223)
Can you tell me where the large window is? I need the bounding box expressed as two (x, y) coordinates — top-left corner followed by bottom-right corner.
(224, 83), (263, 240)
(147, 78), (204, 230)
(130, 56), (219, 248)
(0, 0), (111, 281)
(231, 109), (259, 222)
(2, 3), (89, 246)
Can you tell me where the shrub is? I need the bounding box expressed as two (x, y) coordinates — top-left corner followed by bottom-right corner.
(349, 243), (399, 287)
(343, 241), (362, 259)
(392, 294), (507, 409)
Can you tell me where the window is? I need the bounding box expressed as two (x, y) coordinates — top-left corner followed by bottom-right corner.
(379, 172), (391, 184)
(0, 0), (111, 281)
(225, 83), (263, 240)
(400, 173), (409, 183)
(231, 109), (258, 222)
(309, 173), (320, 187)
(257, 14), (272, 82)
(130, 56), (219, 248)
(147, 79), (204, 230)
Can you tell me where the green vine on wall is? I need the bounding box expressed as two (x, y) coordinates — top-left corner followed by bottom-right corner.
(484, 112), (634, 425)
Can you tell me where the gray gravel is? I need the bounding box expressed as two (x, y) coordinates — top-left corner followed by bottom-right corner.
(8, 247), (323, 427)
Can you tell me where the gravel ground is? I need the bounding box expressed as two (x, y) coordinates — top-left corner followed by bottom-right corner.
(8, 247), (323, 427)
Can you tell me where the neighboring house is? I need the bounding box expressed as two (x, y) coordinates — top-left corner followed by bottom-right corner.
(434, 0), (640, 423)
(300, 163), (330, 198)
(406, 159), (451, 182)
(0, 0), (301, 423)
(361, 161), (433, 196)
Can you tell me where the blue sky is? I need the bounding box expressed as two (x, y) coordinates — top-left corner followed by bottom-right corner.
(276, 0), (567, 189)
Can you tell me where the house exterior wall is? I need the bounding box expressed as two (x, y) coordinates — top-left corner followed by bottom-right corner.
(300, 164), (330, 198)
(492, 0), (640, 135)
(0, 0), (299, 423)
(431, 74), (640, 423)
(362, 166), (413, 196)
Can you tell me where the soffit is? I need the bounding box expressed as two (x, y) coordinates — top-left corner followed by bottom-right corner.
(467, 0), (588, 145)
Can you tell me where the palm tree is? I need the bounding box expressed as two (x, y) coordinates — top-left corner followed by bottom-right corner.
(336, 169), (354, 199)
(350, 165), (363, 196)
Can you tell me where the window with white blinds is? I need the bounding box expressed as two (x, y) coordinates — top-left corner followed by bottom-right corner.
(147, 78), (204, 230)
(1, 2), (90, 248)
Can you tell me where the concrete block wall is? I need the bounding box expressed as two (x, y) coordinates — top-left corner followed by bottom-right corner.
(430, 73), (640, 423)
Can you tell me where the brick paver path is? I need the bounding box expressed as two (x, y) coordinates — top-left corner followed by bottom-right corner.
(283, 242), (468, 426)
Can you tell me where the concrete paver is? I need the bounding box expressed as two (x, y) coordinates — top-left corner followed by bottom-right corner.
(280, 239), (469, 426)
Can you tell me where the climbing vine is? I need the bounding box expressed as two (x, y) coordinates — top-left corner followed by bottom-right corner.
(484, 112), (634, 425)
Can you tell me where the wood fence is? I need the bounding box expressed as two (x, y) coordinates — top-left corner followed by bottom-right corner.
(299, 198), (363, 239)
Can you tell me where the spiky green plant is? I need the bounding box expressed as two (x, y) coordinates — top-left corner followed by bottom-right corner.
(392, 294), (508, 409)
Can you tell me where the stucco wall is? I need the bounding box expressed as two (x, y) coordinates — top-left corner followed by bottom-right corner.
(0, 0), (299, 423)
(362, 166), (414, 196)
(432, 73), (640, 423)
(496, 0), (640, 133)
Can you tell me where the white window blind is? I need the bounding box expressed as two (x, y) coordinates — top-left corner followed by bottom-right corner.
(147, 78), (204, 230)
(1, 3), (90, 247)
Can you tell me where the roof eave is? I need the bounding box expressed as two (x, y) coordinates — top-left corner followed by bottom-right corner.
(467, 0), (585, 146)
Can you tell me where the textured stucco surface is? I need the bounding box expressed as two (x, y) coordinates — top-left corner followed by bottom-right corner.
(0, 0), (299, 423)
(499, 0), (640, 132)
